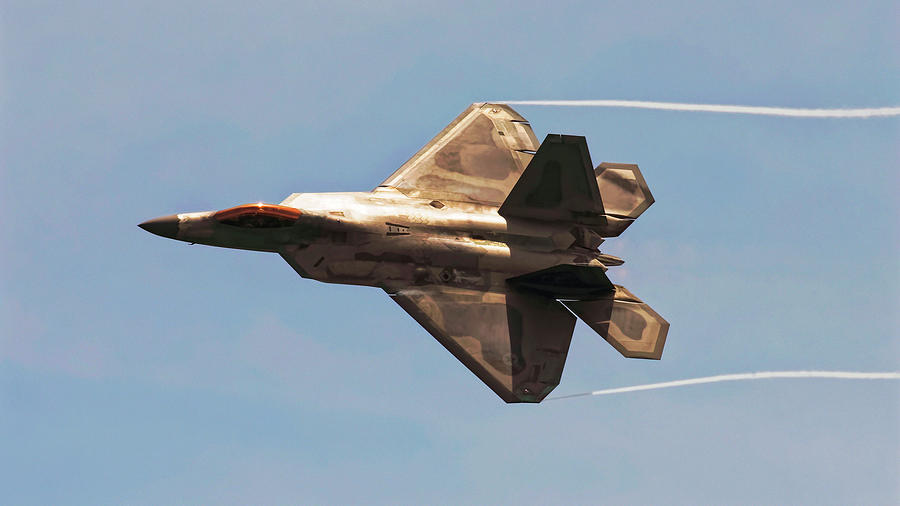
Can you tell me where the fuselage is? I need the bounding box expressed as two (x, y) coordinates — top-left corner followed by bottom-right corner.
(141, 187), (621, 294)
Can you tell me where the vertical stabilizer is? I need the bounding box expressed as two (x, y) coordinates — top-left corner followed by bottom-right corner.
(498, 134), (605, 224)
(497, 136), (657, 238)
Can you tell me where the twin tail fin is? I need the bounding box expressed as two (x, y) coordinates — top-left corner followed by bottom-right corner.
(498, 134), (655, 237)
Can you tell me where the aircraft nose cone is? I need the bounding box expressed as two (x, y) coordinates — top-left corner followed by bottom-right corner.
(139, 214), (180, 239)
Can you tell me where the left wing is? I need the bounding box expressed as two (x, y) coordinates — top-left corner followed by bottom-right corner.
(377, 103), (540, 206)
(389, 284), (576, 403)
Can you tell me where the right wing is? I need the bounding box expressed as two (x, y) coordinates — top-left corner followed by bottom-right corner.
(389, 284), (576, 403)
(377, 103), (540, 206)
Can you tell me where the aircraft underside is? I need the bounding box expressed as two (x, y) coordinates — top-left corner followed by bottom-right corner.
(140, 103), (668, 403)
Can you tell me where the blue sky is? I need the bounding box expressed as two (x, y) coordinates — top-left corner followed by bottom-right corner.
(1, 1), (898, 504)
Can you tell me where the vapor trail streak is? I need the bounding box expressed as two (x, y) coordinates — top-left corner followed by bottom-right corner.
(498, 100), (900, 118)
(550, 371), (900, 400)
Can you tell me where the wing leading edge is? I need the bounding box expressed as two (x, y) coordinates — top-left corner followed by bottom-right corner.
(389, 285), (576, 403)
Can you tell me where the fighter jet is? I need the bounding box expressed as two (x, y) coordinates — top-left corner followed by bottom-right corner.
(139, 103), (668, 403)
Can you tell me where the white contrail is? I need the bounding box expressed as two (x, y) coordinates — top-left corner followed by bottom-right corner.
(550, 371), (900, 400)
(497, 100), (900, 118)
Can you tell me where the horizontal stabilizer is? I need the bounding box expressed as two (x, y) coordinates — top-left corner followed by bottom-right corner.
(591, 162), (655, 237)
(562, 286), (668, 359)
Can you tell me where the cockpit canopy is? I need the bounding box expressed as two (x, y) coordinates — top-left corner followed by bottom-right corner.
(213, 203), (301, 228)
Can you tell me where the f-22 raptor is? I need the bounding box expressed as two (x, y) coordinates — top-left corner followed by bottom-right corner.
(140, 103), (668, 403)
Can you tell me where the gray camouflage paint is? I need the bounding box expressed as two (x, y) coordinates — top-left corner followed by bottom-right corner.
(140, 103), (668, 403)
